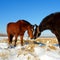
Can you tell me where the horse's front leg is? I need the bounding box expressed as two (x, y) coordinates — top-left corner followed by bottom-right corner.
(55, 33), (60, 48)
(57, 37), (60, 48)
(20, 35), (23, 46)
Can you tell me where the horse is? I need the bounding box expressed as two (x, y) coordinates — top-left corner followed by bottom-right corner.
(7, 20), (34, 47)
(34, 12), (60, 48)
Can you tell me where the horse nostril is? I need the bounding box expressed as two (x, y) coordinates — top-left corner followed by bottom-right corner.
(31, 37), (33, 39)
(31, 38), (33, 39)
(31, 37), (34, 39)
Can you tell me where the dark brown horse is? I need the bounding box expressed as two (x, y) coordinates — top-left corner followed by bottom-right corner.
(7, 20), (34, 47)
(34, 12), (60, 47)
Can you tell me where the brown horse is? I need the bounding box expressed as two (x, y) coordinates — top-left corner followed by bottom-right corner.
(34, 12), (60, 48)
(7, 20), (34, 47)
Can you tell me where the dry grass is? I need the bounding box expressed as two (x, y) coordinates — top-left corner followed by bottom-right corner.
(0, 37), (58, 44)
(0, 37), (58, 50)
(35, 37), (58, 44)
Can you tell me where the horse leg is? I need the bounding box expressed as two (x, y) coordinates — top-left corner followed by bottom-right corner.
(10, 35), (13, 43)
(8, 34), (10, 45)
(58, 40), (60, 48)
(20, 35), (23, 46)
(57, 37), (60, 48)
(8, 34), (13, 44)
(14, 35), (17, 47)
(55, 34), (60, 48)
(8, 34), (13, 48)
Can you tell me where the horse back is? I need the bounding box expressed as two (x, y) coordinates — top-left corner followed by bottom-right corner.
(40, 12), (60, 27)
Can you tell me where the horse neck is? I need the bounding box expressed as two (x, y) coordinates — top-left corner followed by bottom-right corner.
(39, 24), (50, 32)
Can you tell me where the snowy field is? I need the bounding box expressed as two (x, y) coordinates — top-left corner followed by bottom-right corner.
(0, 37), (60, 60)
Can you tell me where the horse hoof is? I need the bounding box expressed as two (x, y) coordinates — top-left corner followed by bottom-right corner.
(14, 45), (16, 47)
(8, 45), (15, 48)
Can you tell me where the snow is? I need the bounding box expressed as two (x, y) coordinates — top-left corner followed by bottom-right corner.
(0, 37), (60, 60)
(34, 46), (46, 56)
(0, 37), (8, 40)
(40, 51), (60, 60)
(34, 47), (60, 60)
(0, 43), (59, 60)
(0, 43), (8, 49)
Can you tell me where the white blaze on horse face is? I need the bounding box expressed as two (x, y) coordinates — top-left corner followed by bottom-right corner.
(33, 25), (37, 35)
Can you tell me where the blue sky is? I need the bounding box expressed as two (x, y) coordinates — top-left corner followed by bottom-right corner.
(0, 0), (60, 36)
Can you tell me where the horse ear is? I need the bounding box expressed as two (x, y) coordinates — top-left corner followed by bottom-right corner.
(31, 24), (36, 28)
(34, 24), (38, 27)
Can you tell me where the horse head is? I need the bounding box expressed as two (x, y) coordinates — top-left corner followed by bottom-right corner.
(27, 25), (34, 39)
(33, 24), (41, 39)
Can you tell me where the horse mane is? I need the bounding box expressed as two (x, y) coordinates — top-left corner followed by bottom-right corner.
(16, 20), (32, 25)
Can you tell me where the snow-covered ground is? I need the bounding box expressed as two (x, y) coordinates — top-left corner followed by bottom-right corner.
(0, 37), (60, 60)
(0, 37), (8, 40)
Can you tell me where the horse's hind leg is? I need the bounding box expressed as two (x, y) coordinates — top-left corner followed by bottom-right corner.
(14, 35), (18, 47)
(10, 34), (13, 44)
(8, 34), (13, 47)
